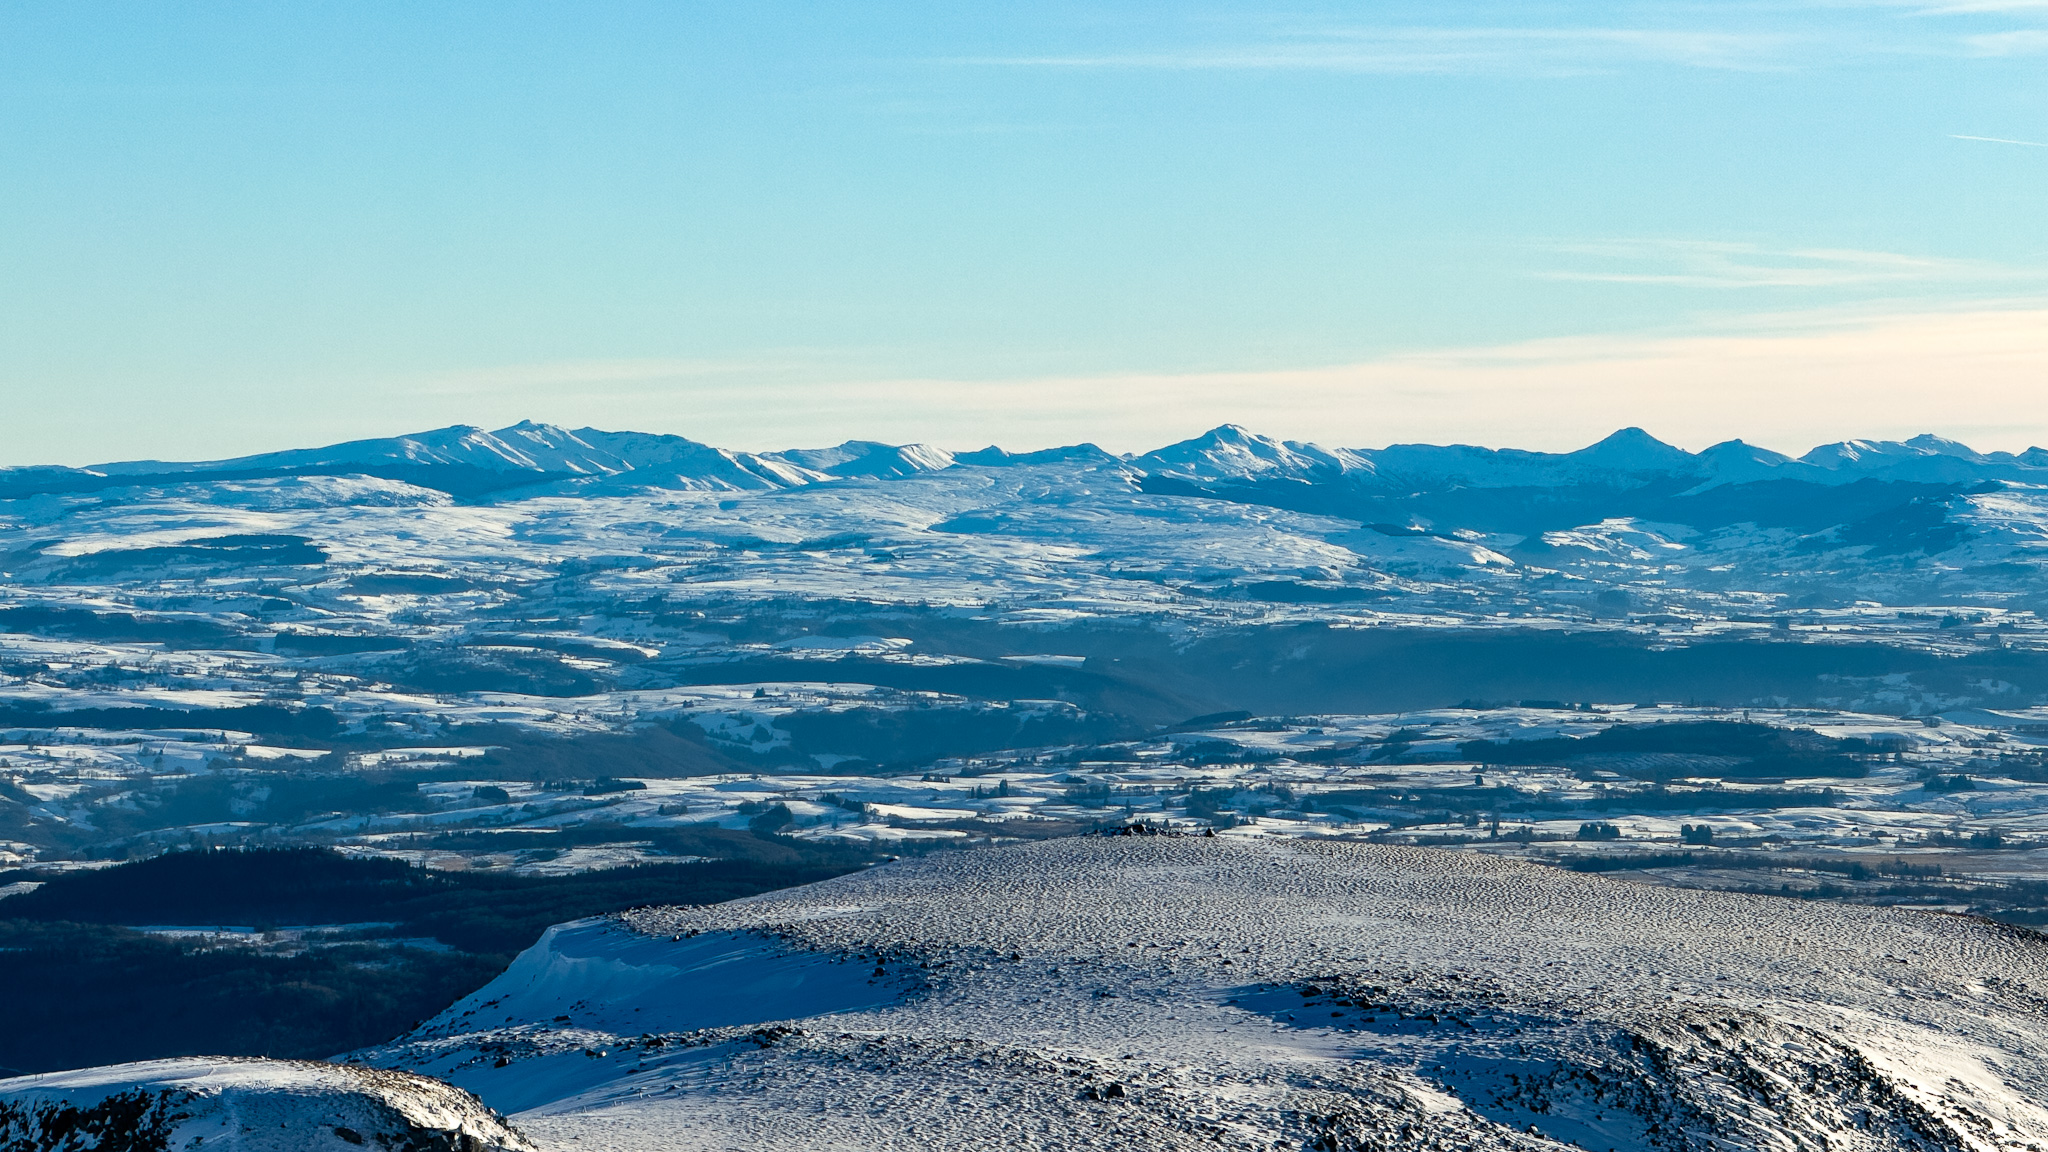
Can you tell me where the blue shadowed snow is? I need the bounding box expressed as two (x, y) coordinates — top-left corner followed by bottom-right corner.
(422, 917), (911, 1039)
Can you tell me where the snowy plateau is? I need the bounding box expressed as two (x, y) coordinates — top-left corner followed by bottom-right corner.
(11, 422), (2048, 1149)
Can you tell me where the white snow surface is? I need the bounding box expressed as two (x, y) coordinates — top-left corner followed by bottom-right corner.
(0, 1056), (531, 1151)
(359, 836), (2048, 1151)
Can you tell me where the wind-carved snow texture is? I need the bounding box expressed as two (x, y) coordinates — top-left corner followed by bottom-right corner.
(357, 837), (2048, 1151)
(0, 1057), (532, 1151)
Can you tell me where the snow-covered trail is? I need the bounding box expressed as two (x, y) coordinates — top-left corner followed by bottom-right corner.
(360, 837), (2048, 1151)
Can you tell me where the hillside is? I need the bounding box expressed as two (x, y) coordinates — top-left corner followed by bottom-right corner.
(348, 836), (2048, 1151)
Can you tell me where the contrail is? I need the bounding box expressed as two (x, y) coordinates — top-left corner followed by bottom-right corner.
(1952, 133), (2048, 147)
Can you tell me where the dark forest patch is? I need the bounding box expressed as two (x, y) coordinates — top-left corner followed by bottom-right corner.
(0, 921), (500, 1075)
(272, 633), (413, 656)
(768, 703), (1136, 770)
(377, 645), (604, 696)
(49, 535), (327, 579)
(456, 724), (752, 779)
(1460, 722), (1874, 779)
(0, 703), (340, 742)
(0, 844), (866, 1074)
(0, 606), (246, 648)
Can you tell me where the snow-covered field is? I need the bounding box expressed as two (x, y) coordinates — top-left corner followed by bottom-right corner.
(14, 696), (2048, 904)
(354, 836), (2048, 1151)
(3, 424), (2047, 798)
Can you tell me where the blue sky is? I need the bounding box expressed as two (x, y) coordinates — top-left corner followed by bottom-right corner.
(2, 2), (2044, 463)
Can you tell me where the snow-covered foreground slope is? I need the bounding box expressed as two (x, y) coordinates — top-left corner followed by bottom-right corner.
(0, 1057), (531, 1151)
(358, 837), (2048, 1151)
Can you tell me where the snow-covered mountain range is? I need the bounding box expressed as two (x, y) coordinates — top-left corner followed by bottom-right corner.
(3, 419), (2048, 778)
(14, 420), (2048, 498)
(8, 420), (2048, 627)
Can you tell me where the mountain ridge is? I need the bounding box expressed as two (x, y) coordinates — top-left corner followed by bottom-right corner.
(12, 422), (2048, 501)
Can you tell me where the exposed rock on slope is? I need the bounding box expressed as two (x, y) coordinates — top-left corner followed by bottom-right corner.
(361, 838), (2048, 1151)
(0, 1058), (532, 1152)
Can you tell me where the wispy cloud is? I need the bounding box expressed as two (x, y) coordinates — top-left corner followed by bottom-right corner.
(956, 26), (1796, 76)
(1533, 239), (2030, 289)
(1953, 132), (2048, 146)
(947, 4), (2048, 77)
(1911, 0), (2048, 14)
(1963, 27), (2048, 51)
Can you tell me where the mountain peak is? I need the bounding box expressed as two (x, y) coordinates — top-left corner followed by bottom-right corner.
(763, 440), (954, 479)
(1903, 433), (1985, 461)
(954, 443), (1119, 467)
(1698, 439), (1795, 466)
(1570, 427), (1693, 470)
(1138, 426), (1365, 483)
